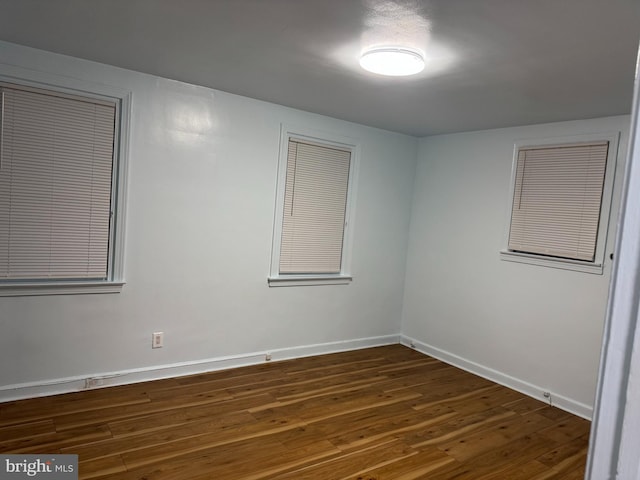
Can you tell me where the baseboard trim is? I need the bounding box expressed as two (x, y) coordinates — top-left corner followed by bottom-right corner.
(400, 335), (593, 420)
(0, 334), (400, 403)
(0, 333), (593, 419)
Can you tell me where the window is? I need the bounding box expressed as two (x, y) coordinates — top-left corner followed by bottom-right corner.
(501, 133), (619, 274)
(0, 81), (129, 295)
(269, 127), (357, 286)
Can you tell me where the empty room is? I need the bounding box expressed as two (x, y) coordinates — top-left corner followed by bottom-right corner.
(1, 1), (640, 479)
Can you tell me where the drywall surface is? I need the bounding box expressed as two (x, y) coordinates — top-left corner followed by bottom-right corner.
(402, 116), (631, 416)
(0, 41), (417, 396)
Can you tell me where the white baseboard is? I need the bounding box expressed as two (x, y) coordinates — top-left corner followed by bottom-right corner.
(0, 334), (400, 403)
(400, 335), (593, 420)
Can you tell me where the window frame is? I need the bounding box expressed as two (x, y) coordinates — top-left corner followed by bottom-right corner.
(500, 132), (620, 274)
(0, 71), (131, 296)
(268, 124), (359, 287)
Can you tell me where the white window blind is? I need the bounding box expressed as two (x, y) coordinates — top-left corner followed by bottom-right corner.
(0, 86), (116, 280)
(279, 139), (351, 274)
(508, 142), (609, 262)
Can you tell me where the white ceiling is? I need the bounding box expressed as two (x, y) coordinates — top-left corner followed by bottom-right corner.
(0, 0), (638, 136)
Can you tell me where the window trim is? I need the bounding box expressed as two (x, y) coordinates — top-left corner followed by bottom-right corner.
(0, 70), (131, 296)
(500, 132), (620, 274)
(268, 124), (359, 287)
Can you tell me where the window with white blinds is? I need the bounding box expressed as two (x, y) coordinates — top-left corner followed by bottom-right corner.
(279, 139), (351, 274)
(507, 141), (610, 263)
(0, 85), (116, 282)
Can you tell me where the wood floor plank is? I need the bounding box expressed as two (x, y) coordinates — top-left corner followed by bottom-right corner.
(538, 405), (578, 422)
(227, 369), (389, 399)
(270, 399), (432, 449)
(503, 395), (550, 415)
(526, 448), (588, 480)
(80, 456), (127, 479)
(537, 434), (590, 467)
(270, 438), (418, 480)
(423, 432), (561, 480)
(53, 388), (234, 431)
(147, 370), (285, 401)
(63, 410), (257, 461)
(539, 417), (591, 443)
(0, 424), (112, 454)
(273, 375), (389, 401)
(0, 419), (55, 442)
(0, 390), (150, 427)
(473, 434), (562, 478)
(404, 406), (517, 448)
(118, 413), (308, 470)
(476, 459), (550, 480)
(328, 404), (458, 450)
(98, 438), (339, 480)
(0, 345), (591, 480)
(426, 383), (526, 414)
(339, 447), (457, 480)
(172, 362), (280, 386)
(106, 393), (274, 437)
(437, 412), (556, 461)
(249, 386), (422, 423)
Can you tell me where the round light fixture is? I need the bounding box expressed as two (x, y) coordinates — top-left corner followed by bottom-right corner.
(359, 47), (425, 76)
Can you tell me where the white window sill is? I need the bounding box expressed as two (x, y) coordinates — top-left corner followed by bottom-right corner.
(500, 250), (604, 275)
(268, 275), (353, 287)
(0, 281), (125, 297)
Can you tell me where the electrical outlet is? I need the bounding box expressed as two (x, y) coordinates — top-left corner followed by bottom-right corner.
(152, 332), (164, 349)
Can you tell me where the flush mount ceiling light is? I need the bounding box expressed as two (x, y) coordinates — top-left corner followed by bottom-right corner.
(359, 47), (425, 76)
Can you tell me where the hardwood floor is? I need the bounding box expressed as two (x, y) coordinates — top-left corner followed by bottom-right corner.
(0, 345), (589, 479)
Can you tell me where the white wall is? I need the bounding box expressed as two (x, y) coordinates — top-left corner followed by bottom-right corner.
(0, 40), (628, 416)
(0, 42), (418, 399)
(401, 116), (631, 418)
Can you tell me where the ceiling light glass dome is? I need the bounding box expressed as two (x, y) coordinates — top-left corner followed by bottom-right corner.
(359, 47), (425, 76)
